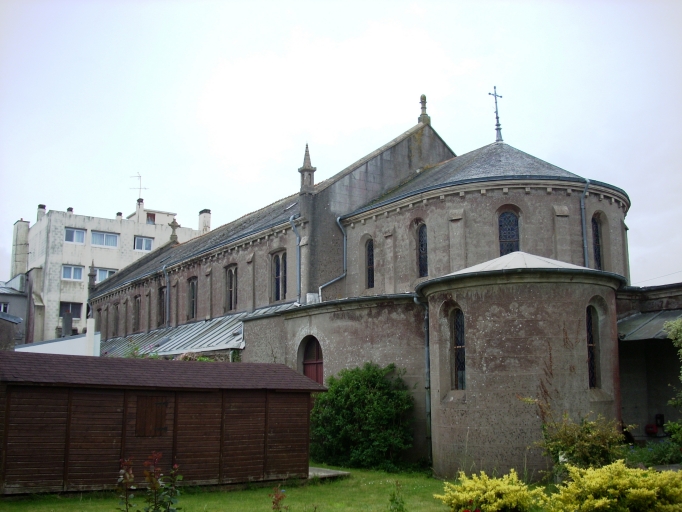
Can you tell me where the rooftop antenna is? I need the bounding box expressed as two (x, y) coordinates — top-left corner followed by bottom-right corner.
(130, 172), (149, 199)
(488, 86), (503, 142)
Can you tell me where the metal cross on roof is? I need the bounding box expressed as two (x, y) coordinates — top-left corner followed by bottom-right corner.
(488, 86), (503, 142)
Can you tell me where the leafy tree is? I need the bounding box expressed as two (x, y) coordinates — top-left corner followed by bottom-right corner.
(664, 318), (682, 445)
(310, 362), (414, 470)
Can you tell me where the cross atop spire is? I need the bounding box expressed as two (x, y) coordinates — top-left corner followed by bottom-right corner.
(418, 94), (431, 125)
(488, 86), (503, 142)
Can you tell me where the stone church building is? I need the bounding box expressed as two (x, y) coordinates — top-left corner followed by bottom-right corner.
(89, 96), (682, 477)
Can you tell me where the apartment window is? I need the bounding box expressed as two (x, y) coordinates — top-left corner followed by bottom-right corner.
(132, 295), (141, 332)
(64, 228), (85, 244)
(586, 306), (601, 389)
(225, 266), (238, 312)
(134, 236), (153, 252)
(451, 309), (466, 390)
(95, 268), (117, 283)
(273, 252), (287, 301)
(187, 278), (198, 320)
(499, 211), (520, 256)
(62, 265), (84, 280)
(417, 224), (428, 278)
(59, 302), (82, 319)
(0, 303), (8, 313)
(146, 213), (156, 225)
(92, 231), (119, 248)
(366, 239), (375, 289)
(158, 287), (167, 327)
(592, 215), (603, 270)
(135, 396), (168, 437)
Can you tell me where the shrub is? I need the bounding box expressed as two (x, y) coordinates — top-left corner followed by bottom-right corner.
(310, 362), (414, 469)
(544, 459), (682, 511)
(538, 413), (626, 472)
(434, 469), (544, 512)
(623, 439), (682, 466)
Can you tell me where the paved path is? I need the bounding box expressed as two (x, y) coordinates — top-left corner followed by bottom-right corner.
(309, 467), (351, 480)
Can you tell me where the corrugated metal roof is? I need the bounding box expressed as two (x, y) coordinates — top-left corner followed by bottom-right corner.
(618, 309), (682, 341)
(101, 302), (297, 358)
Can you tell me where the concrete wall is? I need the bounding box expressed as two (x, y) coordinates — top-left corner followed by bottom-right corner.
(10, 220), (29, 278)
(343, 181), (629, 300)
(242, 296), (429, 459)
(422, 273), (620, 478)
(19, 204), (201, 342)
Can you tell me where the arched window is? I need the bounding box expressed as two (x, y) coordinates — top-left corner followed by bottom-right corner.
(303, 337), (323, 384)
(592, 215), (603, 270)
(418, 224), (428, 277)
(132, 295), (141, 332)
(187, 278), (198, 320)
(273, 252), (287, 301)
(451, 309), (466, 390)
(366, 239), (374, 289)
(586, 306), (600, 388)
(225, 266), (238, 311)
(157, 287), (166, 327)
(112, 304), (119, 338)
(499, 211), (520, 256)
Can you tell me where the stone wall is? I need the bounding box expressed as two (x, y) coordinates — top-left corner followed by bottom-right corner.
(422, 273), (621, 477)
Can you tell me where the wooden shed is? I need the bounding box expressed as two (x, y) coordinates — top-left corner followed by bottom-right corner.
(0, 351), (325, 494)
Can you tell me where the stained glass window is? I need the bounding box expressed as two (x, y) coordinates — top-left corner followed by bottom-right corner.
(418, 224), (428, 277)
(592, 216), (603, 270)
(451, 309), (466, 390)
(366, 239), (374, 289)
(586, 306), (599, 388)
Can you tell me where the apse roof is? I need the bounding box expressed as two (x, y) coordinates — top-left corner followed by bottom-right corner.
(415, 251), (627, 293)
(351, 142), (628, 216)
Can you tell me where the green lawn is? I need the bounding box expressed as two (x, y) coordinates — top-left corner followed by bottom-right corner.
(1, 466), (451, 512)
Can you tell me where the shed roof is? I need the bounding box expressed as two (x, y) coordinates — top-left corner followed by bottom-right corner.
(0, 351), (326, 392)
(617, 309), (682, 341)
(0, 311), (23, 324)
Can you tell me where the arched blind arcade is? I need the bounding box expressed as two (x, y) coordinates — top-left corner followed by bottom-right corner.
(499, 212), (519, 256)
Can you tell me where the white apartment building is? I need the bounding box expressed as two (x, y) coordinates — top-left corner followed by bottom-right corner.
(10, 199), (210, 343)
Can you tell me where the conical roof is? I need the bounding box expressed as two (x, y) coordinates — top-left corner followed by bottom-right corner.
(448, 251), (587, 276)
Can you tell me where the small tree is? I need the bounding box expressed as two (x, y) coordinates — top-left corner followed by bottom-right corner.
(310, 362), (414, 470)
(664, 318), (682, 445)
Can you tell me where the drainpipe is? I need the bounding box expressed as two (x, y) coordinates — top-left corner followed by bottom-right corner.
(162, 264), (170, 328)
(413, 295), (432, 465)
(318, 217), (347, 301)
(289, 215), (301, 304)
(580, 179), (591, 267)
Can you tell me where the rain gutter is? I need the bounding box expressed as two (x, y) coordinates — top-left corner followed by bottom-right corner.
(289, 215), (301, 304)
(580, 179), (591, 267)
(413, 294), (432, 465)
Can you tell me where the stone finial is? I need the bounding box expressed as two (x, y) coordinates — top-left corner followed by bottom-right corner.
(298, 143), (317, 194)
(169, 218), (180, 242)
(418, 94), (431, 124)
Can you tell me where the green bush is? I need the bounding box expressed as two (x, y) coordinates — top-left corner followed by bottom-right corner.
(434, 469), (544, 512)
(310, 362), (414, 470)
(544, 460), (682, 511)
(623, 439), (682, 466)
(538, 413), (626, 473)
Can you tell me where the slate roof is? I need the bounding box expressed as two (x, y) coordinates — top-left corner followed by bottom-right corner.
(0, 350), (326, 392)
(351, 142), (628, 216)
(0, 286), (24, 296)
(92, 194), (301, 298)
(618, 309), (682, 341)
(416, 251), (627, 294)
(0, 312), (23, 324)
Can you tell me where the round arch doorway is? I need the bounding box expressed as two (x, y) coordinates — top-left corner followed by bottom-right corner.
(302, 336), (323, 385)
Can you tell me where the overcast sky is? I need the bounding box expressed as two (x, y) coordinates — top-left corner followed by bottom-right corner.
(1, 0), (680, 286)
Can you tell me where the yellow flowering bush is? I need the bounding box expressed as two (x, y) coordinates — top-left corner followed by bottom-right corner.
(544, 460), (682, 511)
(434, 469), (544, 512)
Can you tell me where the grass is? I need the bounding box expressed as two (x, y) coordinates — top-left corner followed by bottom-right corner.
(0, 465), (450, 512)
